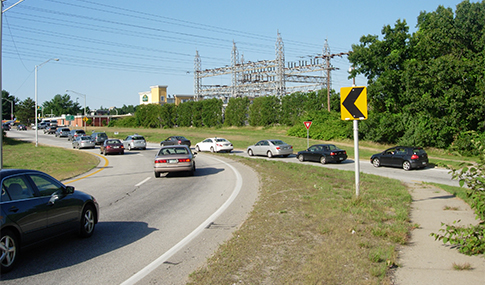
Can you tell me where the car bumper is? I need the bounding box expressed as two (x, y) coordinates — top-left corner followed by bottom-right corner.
(274, 149), (293, 156)
(410, 160), (428, 169)
(154, 163), (193, 173)
(327, 155), (347, 162)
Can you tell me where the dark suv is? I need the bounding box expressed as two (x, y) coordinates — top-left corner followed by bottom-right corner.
(370, 146), (428, 170)
(67, 129), (86, 141)
(91, 132), (108, 145)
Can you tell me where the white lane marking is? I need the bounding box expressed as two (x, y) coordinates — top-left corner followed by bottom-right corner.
(121, 156), (243, 285)
(135, 177), (151, 187)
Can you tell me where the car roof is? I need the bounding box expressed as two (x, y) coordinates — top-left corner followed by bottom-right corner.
(0, 169), (45, 179)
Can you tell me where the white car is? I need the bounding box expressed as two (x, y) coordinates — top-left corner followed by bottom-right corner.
(195, 137), (233, 153)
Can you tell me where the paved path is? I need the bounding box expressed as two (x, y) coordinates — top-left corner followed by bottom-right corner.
(393, 183), (485, 284)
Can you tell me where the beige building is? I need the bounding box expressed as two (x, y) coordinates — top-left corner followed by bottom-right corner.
(139, 85), (194, 106)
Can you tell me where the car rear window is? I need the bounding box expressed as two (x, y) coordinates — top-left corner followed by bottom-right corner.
(160, 147), (188, 155)
(270, 140), (285, 145)
(133, 136), (145, 140)
(413, 148), (427, 155)
(215, 138), (228, 142)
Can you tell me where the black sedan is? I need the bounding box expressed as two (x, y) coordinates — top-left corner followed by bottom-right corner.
(0, 169), (99, 272)
(296, 144), (347, 164)
(370, 146), (428, 171)
(160, 136), (191, 147)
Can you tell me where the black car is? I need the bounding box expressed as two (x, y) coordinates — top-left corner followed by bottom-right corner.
(16, 124), (27, 131)
(2, 123), (11, 131)
(297, 144), (347, 164)
(160, 136), (191, 147)
(370, 146), (428, 171)
(0, 169), (99, 272)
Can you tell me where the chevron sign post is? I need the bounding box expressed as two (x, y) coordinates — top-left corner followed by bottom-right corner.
(340, 86), (368, 197)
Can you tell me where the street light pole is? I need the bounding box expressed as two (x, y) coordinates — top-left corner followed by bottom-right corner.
(66, 90), (87, 132)
(35, 58), (59, 147)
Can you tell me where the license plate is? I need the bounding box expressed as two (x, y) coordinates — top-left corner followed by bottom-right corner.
(168, 159), (178, 164)
(114, 146), (119, 149)
(339, 157), (344, 160)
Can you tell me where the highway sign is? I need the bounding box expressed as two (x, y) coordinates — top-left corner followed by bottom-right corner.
(66, 115), (74, 121)
(340, 86), (367, 120)
(304, 121), (312, 130)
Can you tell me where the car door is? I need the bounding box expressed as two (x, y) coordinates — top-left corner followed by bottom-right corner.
(27, 173), (79, 233)
(306, 145), (320, 161)
(379, 148), (396, 166)
(391, 147), (407, 167)
(122, 136), (131, 148)
(200, 138), (213, 151)
(255, 140), (270, 155)
(1, 175), (49, 245)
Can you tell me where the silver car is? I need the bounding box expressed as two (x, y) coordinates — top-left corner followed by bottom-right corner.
(72, 136), (95, 149)
(123, 134), (147, 150)
(154, 145), (196, 177)
(247, 139), (293, 158)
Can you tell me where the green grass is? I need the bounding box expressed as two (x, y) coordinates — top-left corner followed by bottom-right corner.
(2, 137), (99, 181)
(187, 156), (412, 284)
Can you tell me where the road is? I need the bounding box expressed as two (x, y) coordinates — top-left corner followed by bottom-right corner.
(3, 129), (459, 284)
(2, 130), (260, 284)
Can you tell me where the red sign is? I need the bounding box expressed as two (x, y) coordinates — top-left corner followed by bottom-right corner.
(304, 121), (312, 130)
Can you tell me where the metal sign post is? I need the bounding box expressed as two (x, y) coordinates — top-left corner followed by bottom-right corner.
(303, 121), (312, 148)
(340, 86), (367, 197)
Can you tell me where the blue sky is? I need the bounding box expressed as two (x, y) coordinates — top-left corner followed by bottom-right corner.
(2, 0), (468, 110)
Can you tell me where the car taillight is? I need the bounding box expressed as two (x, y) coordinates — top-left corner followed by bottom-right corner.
(411, 154), (419, 160)
(178, 140), (182, 144)
(276, 146), (281, 150)
(178, 158), (191, 162)
(155, 159), (167, 163)
(217, 143), (223, 147)
(330, 152), (336, 156)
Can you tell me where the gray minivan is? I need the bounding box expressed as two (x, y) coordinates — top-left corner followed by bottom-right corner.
(91, 132), (108, 145)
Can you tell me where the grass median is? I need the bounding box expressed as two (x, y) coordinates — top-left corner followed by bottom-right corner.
(188, 155), (412, 284)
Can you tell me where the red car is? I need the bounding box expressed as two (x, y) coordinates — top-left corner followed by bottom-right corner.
(99, 139), (124, 155)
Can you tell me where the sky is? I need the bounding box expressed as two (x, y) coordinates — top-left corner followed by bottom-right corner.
(1, 0), (469, 110)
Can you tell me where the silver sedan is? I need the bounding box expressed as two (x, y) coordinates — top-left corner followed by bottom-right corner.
(247, 139), (293, 158)
(72, 136), (95, 149)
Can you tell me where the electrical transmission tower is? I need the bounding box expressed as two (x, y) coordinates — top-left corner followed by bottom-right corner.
(194, 32), (349, 104)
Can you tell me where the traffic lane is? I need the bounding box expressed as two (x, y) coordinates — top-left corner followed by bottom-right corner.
(0, 153), (239, 284)
(233, 150), (460, 187)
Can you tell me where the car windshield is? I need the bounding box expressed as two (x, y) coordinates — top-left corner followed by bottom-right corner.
(270, 140), (285, 145)
(159, 147), (189, 155)
(413, 148), (426, 155)
(80, 136), (91, 140)
(215, 138), (228, 142)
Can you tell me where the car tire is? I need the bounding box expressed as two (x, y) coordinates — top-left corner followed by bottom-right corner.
(210, 147), (215, 153)
(195, 145), (200, 152)
(79, 205), (96, 238)
(372, 158), (380, 168)
(128, 145), (132, 151)
(403, 161), (411, 171)
(248, 149), (253, 156)
(0, 229), (18, 273)
(320, 156), (327, 164)
(154, 171), (161, 178)
(103, 150), (107, 156)
(267, 151), (273, 158)
(120, 151), (124, 155)
(298, 154), (304, 162)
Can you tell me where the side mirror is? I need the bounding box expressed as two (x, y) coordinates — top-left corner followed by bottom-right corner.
(64, 186), (75, 194)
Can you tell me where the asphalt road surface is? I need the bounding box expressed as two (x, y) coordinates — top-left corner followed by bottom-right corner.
(2, 129), (259, 284)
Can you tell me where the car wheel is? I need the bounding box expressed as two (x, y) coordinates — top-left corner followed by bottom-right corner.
(248, 149), (253, 156)
(267, 151), (273, 158)
(0, 229), (18, 273)
(320, 156), (327, 164)
(210, 147), (215, 153)
(154, 171), (161, 178)
(372, 158), (380, 168)
(298, 154), (304, 162)
(195, 145), (200, 152)
(79, 205), (96, 238)
(103, 150), (107, 156)
(128, 144), (132, 151)
(403, 161), (411, 171)
(120, 151), (124, 155)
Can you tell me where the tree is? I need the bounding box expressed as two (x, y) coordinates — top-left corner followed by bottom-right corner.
(135, 104), (162, 128)
(15, 98), (35, 125)
(42, 94), (82, 117)
(224, 97), (249, 127)
(349, 0), (485, 150)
